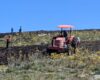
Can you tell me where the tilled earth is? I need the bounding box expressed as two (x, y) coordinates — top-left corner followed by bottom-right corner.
(0, 40), (100, 64)
(80, 40), (100, 51)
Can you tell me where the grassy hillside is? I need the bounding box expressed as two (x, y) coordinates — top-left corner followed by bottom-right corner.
(0, 30), (100, 47)
(0, 49), (100, 80)
(0, 30), (100, 80)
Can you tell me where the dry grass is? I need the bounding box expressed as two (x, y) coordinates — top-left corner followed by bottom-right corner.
(0, 49), (100, 80)
(0, 30), (100, 47)
(0, 30), (100, 80)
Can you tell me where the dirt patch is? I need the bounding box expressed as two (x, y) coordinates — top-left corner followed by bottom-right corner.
(80, 40), (100, 51)
(0, 41), (99, 64)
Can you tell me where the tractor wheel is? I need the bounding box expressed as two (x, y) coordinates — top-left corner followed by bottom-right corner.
(46, 48), (52, 56)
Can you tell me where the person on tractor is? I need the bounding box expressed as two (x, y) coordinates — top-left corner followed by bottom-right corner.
(63, 30), (68, 39)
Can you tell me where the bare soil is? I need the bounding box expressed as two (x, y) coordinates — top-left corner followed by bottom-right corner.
(0, 40), (99, 64)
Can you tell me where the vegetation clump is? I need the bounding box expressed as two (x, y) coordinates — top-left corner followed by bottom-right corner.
(0, 49), (99, 80)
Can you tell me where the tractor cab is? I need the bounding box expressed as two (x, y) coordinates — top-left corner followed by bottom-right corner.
(47, 25), (75, 54)
(59, 25), (74, 43)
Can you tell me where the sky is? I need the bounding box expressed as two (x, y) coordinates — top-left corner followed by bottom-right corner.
(0, 0), (100, 33)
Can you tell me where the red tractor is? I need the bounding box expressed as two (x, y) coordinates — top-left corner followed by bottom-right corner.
(46, 25), (80, 55)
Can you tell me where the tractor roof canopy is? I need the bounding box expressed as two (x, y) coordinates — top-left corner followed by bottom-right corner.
(58, 25), (74, 28)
